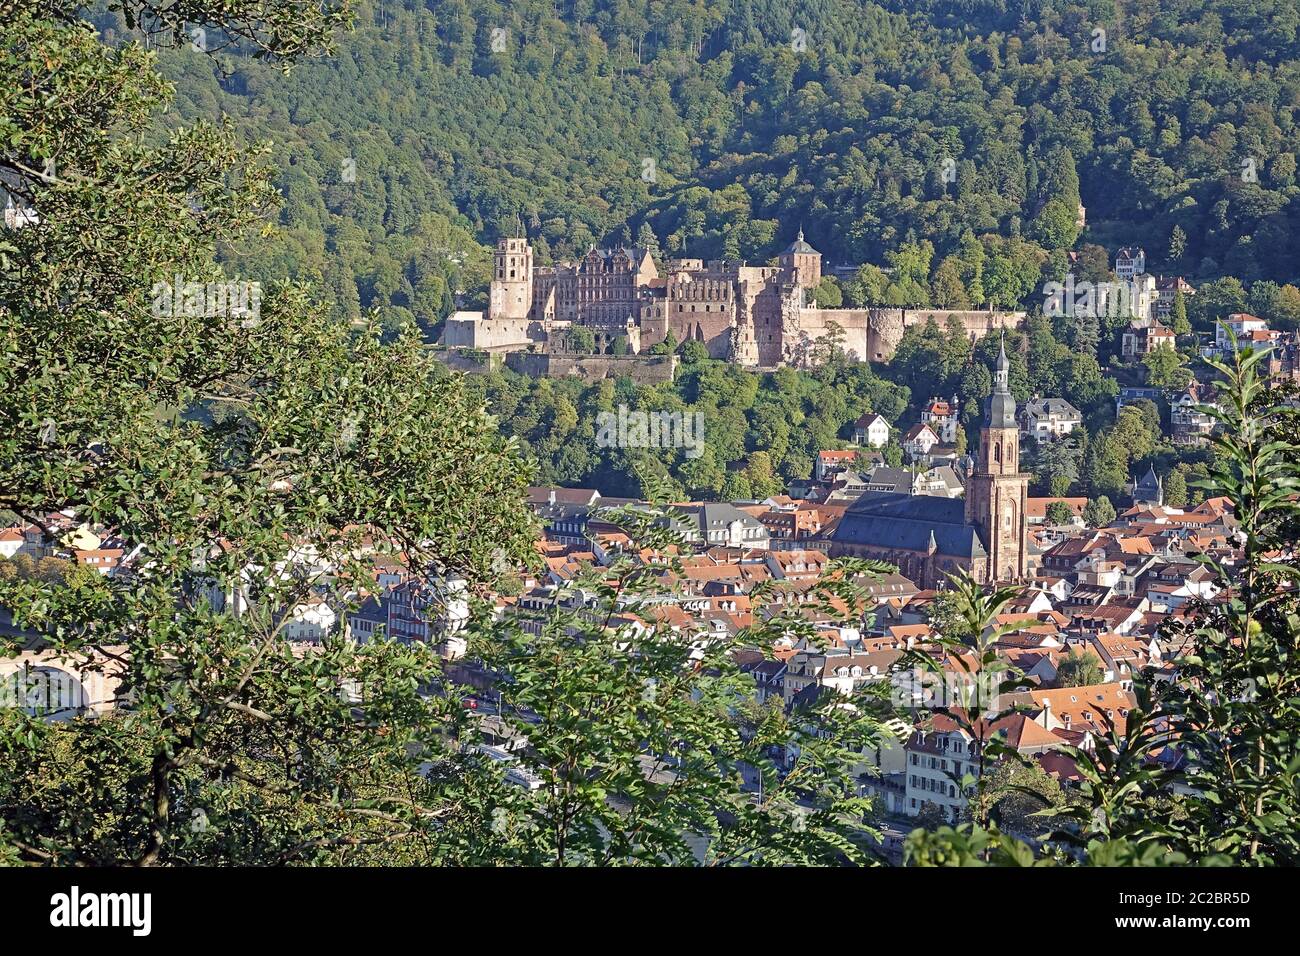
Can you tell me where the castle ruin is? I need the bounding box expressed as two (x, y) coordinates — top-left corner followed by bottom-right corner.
(442, 229), (1025, 369)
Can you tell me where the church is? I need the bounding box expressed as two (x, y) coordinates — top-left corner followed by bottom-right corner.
(827, 340), (1029, 589)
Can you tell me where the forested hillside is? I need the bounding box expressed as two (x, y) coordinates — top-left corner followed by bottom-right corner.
(92, 0), (1300, 331)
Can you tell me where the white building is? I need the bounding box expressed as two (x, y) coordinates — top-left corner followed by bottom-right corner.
(853, 413), (891, 449)
(1021, 397), (1082, 441)
(921, 396), (959, 444)
(282, 594), (338, 643)
(1115, 247), (1146, 280)
(902, 423), (940, 460)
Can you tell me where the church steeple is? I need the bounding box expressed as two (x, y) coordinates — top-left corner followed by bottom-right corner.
(985, 332), (1018, 430)
(965, 334), (1028, 584)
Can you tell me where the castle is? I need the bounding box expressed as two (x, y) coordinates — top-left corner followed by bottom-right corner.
(443, 229), (1025, 369)
(828, 339), (1029, 588)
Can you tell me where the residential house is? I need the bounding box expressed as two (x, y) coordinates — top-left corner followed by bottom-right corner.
(1116, 386), (1162, 416)
(1154, 276), (1195, 321)
(1115, 247), (1146, 280)
(1025, 497), (1087, 527)
(853, 413), (891, 448)
(921, 396), (959, 444)
(1021, 397), (1082, 441)
(912, 465), (964, 499)
(902, 423), (940, 460)
(1121, 319), (1177, 360)
(815, 449), (860, 482)
(669, 503), (772, 550)
(1170, 382), (1218, 446)
(904, 712), (1069, 823)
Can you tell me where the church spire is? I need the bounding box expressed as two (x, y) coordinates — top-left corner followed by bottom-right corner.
(994, 331), (1009, 391)
(984, 332), (1017, 429)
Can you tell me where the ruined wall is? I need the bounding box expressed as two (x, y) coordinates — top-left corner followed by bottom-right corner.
(505, 352), (677, 383)
(789, 308), (872, 362)
(665, 277), (736, 360)
(442, 313), (544, 350)
(436, 349), (497, 374)
(864, 308), (1026, 362)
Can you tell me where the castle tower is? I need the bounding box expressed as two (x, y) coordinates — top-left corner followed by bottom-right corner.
(489, 235), (534, 320)
(779, 227), (822, 290)
(964, 337), (1028, 582)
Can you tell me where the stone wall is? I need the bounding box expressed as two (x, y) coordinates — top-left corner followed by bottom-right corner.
(505, 352), (677, 383)
(763, 305), (1025, 366)
(866, 308), (1026, 361)
(441, 313), (544, 350)
(789, 308), (873, 362)
(436, 348), (497, 374)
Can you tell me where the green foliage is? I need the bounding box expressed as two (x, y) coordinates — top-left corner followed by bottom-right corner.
(466, 511), (899, 865)
(469, 357), (909, 498)
(1082, 496), (1116, 527)
(1044, 501), (1075, 526)
(567, 326), (597, 354)
(1136, 341), (1300, 863)
(1142, 346), (1191, 390)
(1056, 648), (1105, 688)
(1, 1), (538, 865)
(1164, 468), (1189, 508)
(914, 340), (1300, 867)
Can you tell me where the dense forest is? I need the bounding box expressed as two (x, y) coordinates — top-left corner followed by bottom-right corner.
(86, 0), (1300, 334)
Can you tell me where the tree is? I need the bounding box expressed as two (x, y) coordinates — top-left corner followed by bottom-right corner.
(1168, 225), (1187, 263)
(914, 802), (949, 831)
(1141, 341), (1300, 862)
(1044, 501), (1075, 526)
(744, 451), (782, 499)
(1047, 340), (1300, 864)
(1083, 496), (1116, 527)
(1, 2), (539, 866)
(469, 524), (895, 865)
(1169, 290), (1190, 335)
(1189, 277), (1248, 331)
(843, 264), (887, 307)
(1142, 346), (1191, 390)
(635, 222), (660, 259)
(953, 424), (968, 457)
(812, 276), (843, 308)
(931, 258), (970, 308)
(677, 339), (709, 364)
(981, 759), (1069, 839)
(1056, 649), (1105, 687)
(1164, 469), (1188, 508)
(568, 326), (597, 353)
